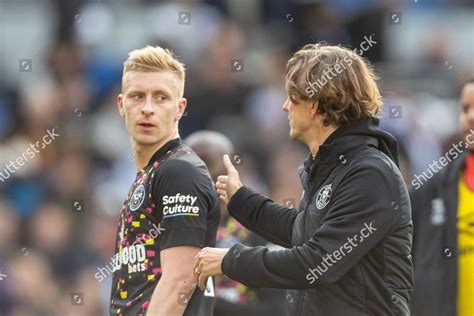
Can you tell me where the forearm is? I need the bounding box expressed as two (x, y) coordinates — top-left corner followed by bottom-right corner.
(147, 275), (196, 315)
(222, 203), (394, 289)
(228, 186), (297, 247)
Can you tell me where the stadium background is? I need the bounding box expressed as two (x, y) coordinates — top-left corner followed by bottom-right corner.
(0, 0), (472, 315)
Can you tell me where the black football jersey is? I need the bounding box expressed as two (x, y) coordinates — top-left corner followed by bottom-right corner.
(110, 138), (220, 315)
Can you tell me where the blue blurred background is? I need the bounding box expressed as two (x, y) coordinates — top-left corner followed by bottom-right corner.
(0, 0), (472, 315)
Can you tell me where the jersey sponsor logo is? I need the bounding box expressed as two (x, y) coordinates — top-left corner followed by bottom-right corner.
(111, 244), (147, 274)
(459, 212), (474, 237)
(316, 184), (332, 210)
(162, 193), (200, 218)
(129, 184), (145, 211)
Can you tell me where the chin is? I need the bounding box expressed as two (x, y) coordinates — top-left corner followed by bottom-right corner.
(289, 129), (300, 141)
(133, 134), (160, 146)
(289, 128), (294, 138)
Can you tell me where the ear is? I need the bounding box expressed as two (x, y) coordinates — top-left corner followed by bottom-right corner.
(176, 98), (187, 120)
(117, 94), (125, 117)
(310, 100), (319, 119)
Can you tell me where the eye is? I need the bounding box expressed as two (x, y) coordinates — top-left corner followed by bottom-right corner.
(157, 95), (167, 102)
(131, 94), (144, 100)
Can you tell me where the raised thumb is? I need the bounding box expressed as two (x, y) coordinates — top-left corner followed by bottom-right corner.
(223, 154), (237, 175)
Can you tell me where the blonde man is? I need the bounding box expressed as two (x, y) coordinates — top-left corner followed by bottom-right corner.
(110, 46), (220, 315)
(194, 44), (413, 315)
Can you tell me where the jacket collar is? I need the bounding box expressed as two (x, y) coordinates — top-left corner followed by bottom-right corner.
(303, 117), (387, 176)
(146, 138), (181, 167)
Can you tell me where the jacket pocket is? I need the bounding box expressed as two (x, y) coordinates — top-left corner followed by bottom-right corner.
(302, 285), (367, 315)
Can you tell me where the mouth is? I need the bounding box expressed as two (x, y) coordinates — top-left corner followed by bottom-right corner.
(137, 122), (157, 130)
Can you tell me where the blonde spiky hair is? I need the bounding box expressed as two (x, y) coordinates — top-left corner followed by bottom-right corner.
(122, 46), (186, 97)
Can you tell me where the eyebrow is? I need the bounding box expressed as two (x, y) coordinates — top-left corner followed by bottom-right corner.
(126, 88), (172, 96)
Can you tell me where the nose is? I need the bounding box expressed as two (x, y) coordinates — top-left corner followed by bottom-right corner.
(283, 98), (290, 113)
(141, 96), (154, 115)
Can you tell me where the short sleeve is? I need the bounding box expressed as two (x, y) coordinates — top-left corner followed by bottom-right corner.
(152, 159), (213, 250)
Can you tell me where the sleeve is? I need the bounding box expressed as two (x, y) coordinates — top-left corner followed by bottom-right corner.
(227, 186), (297, 248)
(409, 177), (437, 264)
(222, 162), (400, 289)
(214, 288), (286, 315)
(153, 159), (214, 250)
(409, 187), (422, 263)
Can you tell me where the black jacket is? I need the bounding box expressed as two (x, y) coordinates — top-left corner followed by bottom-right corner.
(221, 117), (413, 315)
(410, 152), (467, 316)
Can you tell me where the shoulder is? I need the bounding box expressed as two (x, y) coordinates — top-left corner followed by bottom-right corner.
(155, 150), (213, 188)
(346, 149), (402, 187)
(410, 152), (465, 201)
(159, 158), (199, 176)
(157, 158), (206, 182)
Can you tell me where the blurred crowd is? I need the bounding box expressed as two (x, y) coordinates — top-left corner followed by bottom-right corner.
(0, 0), (472, 315)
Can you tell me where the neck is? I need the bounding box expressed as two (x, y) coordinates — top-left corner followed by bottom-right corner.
(305, 124), (338, 159)
(133, 130), (179, 171)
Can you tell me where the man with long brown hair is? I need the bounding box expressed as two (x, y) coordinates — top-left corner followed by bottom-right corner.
(194, 43), (413, 315)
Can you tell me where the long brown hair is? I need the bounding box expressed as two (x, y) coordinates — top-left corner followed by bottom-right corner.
(286, 43), (383, 126)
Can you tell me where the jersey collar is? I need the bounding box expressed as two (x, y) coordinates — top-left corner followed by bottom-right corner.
(146, 138), (181, 167)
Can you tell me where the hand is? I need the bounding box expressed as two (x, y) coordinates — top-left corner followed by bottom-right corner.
(215, 155), (243, 204)
(193, 248), (229, 291)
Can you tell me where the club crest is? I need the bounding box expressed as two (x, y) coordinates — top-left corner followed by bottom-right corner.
(316, 184), (332, 209)
(129, 184), (145, 211)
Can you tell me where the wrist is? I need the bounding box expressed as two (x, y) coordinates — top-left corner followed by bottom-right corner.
(228, 185), (246, 206)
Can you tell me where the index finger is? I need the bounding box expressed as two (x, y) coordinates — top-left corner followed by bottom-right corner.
(193, 250), (202, 270)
